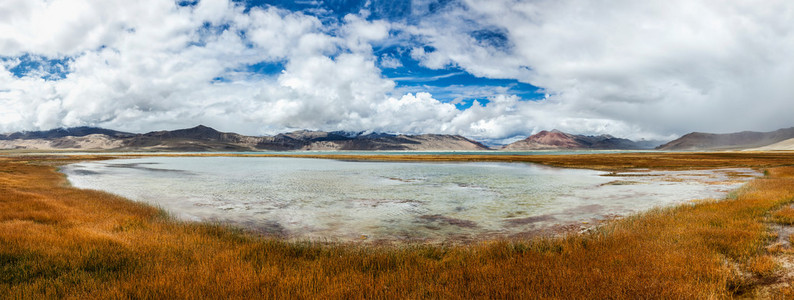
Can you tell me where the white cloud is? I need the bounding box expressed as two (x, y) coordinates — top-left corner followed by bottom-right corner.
(1, 0), (793, 143)
(341, 14), (391, 52)
(404, 0), (794, 138)
(379, 53), (402, 68)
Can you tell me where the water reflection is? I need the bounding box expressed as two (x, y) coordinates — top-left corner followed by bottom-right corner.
(60, 157), (758, 242)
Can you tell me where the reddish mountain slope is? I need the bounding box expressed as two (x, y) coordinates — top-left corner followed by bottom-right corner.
(502, 130), (653, 150)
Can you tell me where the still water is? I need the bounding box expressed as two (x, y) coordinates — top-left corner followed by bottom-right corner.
(61, 157), (757, 242)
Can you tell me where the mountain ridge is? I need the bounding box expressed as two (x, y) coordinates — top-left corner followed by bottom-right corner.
(0, 126), (134, 140)
(10, 125), (793, 152)
(656, 127), (794, 150)
(501, 130), (659, 150)
(0, 125), (491, 151)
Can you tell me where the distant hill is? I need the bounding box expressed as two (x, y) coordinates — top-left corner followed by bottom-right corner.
(0, 134), (125, 150)
(0, 125), (490, 151)
(656, 127), (794, 150)
(501, 130), (659, 151)
(122, 125), (259, 151)
(0, 126), (134, 140)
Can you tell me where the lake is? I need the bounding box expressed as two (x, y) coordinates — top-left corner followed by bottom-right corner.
(61, 156), (757, 242)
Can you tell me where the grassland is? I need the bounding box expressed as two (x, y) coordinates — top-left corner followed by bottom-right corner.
(117, 150), (794, 170)
(2, 152), (794, 298)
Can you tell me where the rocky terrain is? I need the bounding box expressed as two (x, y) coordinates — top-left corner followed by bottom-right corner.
(0, 125), (490, 151)
(6, 125), (794, 152)
(657, 127), (794, 150)
(501, 130), (659, 151)
(0, 126), (134, 140)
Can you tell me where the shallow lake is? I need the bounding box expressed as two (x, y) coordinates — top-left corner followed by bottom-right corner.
(61, 157), (757, 242)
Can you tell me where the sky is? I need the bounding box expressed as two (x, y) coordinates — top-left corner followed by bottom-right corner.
(1, 0), (793, 144)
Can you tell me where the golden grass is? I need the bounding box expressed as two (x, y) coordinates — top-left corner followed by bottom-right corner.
(123, 151), (794, 171)
(773, 206), (794, 225)
(747, 255), (778, 277)
(1, 153), (794, 298)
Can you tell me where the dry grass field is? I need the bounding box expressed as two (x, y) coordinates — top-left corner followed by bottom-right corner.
(2, 152), (794, 298)
(239, 151), (794, 170)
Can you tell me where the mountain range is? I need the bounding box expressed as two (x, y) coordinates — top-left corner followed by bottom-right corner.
(0, 125), (490, 151)
(2, 125), (794, 151)
(501, 130), (660, 150)
(656, 127), (794, 150)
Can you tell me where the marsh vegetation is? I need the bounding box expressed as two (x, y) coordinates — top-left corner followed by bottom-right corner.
(2, 152), (794, 298)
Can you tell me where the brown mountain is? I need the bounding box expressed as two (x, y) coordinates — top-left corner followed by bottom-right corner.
(502, 130), (656, 150)
(122, 125), (260, 151)
(257, 130), (489, 151)
(1, 125), (490, 151)
(0, 126), (134, 140)
(656, 127), (794, 150)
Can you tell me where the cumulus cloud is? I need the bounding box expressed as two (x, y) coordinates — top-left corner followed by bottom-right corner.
(379, 54), (402, 69)
(1, 0), (793, 142)
(404, 0), (794, 138)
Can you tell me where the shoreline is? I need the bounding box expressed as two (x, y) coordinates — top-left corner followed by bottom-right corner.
(59, 156), (760, 244)
(3, 152), (794, 297)
(5, 149), (794, 170)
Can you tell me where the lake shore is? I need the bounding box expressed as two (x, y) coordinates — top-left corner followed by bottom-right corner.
(85, 150), (794, 170)
(2, 152), (794, 298)
(59, 156), (759, 243)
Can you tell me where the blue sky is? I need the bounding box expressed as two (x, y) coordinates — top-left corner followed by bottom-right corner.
(2, 0), (793, 143)
(210, 0), (547, 110)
